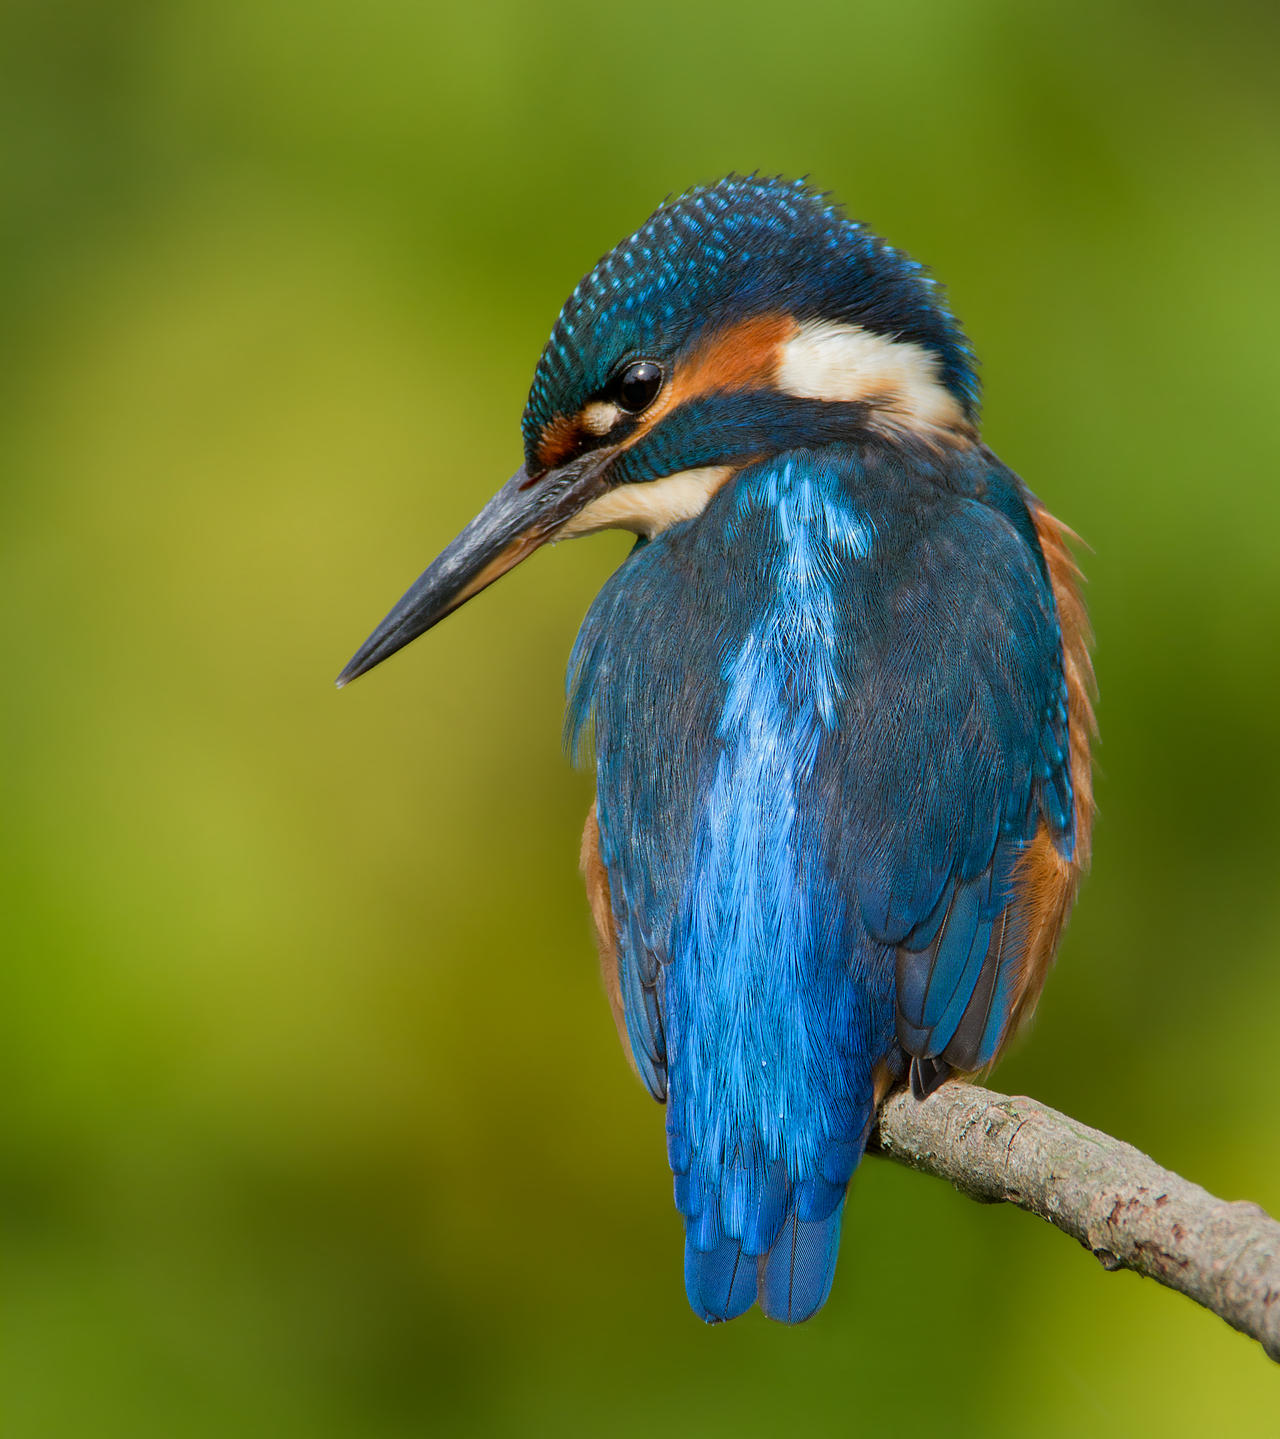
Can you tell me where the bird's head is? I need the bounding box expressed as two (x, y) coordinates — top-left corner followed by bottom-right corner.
(338, 174), (977, 685)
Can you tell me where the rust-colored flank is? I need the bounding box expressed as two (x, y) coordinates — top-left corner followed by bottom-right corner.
(998, 507), (1097, 1052)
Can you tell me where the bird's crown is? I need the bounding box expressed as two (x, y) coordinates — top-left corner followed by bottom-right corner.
(522, 174), (978, 475)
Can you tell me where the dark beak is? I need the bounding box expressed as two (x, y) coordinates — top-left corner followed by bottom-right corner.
(336, 454), (610, 687)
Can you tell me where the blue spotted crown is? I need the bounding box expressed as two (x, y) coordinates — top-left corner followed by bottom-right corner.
(522, 175), (979, 463)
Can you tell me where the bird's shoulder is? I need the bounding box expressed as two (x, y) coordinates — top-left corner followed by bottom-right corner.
(644, 436), (1054, 596)
(566, 437), (1061, 756)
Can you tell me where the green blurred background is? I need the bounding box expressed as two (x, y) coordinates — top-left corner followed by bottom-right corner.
(3, 0), (1278, 1433)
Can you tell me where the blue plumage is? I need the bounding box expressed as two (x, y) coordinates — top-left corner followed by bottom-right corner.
(569, 439), (1071, 1320)
(341, 175), (1093, 1326)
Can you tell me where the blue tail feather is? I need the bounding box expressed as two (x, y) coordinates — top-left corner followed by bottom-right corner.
(685, 1234), (758, 1323)
(683, 1188), (846, 1325)
(759, 1199), (845, 1323)
(678, 1134), (862, 1323)
(724, 1157), (789, 1256)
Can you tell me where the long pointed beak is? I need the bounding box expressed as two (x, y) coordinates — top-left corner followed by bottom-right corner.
(336, 454), (609, 687)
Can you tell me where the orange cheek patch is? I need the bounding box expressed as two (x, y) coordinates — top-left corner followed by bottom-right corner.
(678, 311), (799, 399)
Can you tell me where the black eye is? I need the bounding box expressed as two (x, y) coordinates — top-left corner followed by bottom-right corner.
(614, 360), (664, 414)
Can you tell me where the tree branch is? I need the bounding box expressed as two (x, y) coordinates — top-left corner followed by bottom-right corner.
(870, 1081), (1280, 1362)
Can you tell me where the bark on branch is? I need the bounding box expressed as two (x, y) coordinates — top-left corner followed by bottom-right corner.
(870, 1081), (1280, 1362)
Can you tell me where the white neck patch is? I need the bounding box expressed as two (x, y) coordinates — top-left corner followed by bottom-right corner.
(557, 465), (735, 540)
(776, 320), (968, 435)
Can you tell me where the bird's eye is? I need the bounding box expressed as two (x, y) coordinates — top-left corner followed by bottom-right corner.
(614, 360), (664, 414)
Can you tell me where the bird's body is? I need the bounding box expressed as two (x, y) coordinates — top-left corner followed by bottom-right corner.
(340, 176), (1094, 1324)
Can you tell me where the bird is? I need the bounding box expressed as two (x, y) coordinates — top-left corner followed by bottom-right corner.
(337, 174), (1095, 1325)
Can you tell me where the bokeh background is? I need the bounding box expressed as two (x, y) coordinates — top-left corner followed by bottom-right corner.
(3, 1), (1279, 1433)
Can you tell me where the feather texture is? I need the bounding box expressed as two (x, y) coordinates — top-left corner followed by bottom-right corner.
(568, 437), (1082, 1321)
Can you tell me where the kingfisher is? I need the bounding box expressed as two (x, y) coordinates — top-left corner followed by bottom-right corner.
(338, 175), (1095, 1324)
